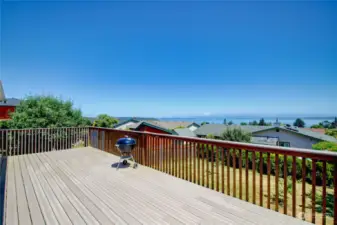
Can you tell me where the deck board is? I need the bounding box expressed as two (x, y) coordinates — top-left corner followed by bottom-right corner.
(13, 156), (32, 225)
(4, 147), (311, 225)
(18, 156), (45, 225)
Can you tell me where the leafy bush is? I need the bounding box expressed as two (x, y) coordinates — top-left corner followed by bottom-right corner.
(316, 193), (334, 217)
(312, 141), (337, 152)
(195, 147), (335, 187)
(93, 114), (119, 128)
(220, 127), (251, 143)
(8, 95), (88, 128)
(325, 129), (337, 138)
(206, 134), (215, 139)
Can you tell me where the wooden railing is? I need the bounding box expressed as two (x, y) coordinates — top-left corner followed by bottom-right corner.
(90, 127), (337, 225)
(0, 127), (89, 156)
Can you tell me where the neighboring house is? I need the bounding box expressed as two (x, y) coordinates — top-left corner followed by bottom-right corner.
(195, 124), (337, 149)
(114, 119), (200, 135)
(174, 128), (196, 137)
(145, 121), (200, 132)
(114, 119), (177, 135)
(113, 118), (140, 130)
(0, 98), (20, 120)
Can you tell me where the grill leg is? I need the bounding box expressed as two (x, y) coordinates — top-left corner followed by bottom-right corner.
(116, 157), (123, 170)
(130, 155), (138, 169)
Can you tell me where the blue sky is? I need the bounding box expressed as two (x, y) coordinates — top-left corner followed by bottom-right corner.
(1, 1), (337, 117)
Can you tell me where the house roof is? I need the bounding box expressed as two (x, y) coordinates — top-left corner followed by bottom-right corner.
(303, 128), (326, 134)
(195, 124), (337, 143)
(133, 121), (177, 134)
(116, 117), (158, 122)
(113, 118), (140, 128)
(195, 124), (270, 137)
(174, 128), (196, 137)
(145, 120), (199, 130)
(0, 98), (21, 106)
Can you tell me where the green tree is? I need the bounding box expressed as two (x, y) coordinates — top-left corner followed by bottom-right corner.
(312, 141), (337, 152)
(223, 118), (227, 125)
(0, 120), (10, 129)
(206, 133), (215, 139)
(219, 127), (251, 143)
(311, 124), (324, 129)
(258, 118), (266, 126)
(93, 114), (119, 128)
(325, 129), (337, 138)
(228, 121), (234, 125)
(8, 95), (87, 129)
(249, 120), (258, 126)
(201, 121), (209, 126)
(82, 118), (93, 126)
(293, 118), (305, 128)
(240, 122), (247, 126)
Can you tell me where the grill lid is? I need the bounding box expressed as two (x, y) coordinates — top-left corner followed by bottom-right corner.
(116, 136), (136, 145)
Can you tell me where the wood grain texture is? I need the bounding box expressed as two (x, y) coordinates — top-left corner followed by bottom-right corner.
(4, 147), (310, 225)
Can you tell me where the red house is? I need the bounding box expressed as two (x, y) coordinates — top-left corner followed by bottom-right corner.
(0, 98), (20, 120)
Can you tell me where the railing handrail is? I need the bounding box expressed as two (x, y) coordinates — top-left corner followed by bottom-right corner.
(90, 126), (337, 162)
(0, 127), (88, 132)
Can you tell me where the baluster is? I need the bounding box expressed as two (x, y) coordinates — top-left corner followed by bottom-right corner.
(202, 144), (205, 187)
(222, 147), (225, 194)
(189, 142), (192, 182)
(239, 149), (242, 199)
(211, 145), (214, 190)
(252, 151), (256, 204)
(206, 145), (210, 188)
(227, 148), (230, 195)
(322, 161), (326, 225)
(275, 154), (279, 212)
(175, 139), (178, 177)
(284, 155), (288, 215)
(197, 143), (201, 185)
(260, 152), (264, 207)
(292, 156), (296, 216)
(233, 149), (236, 197)
(18, 130), (20, 155)
(245, 150), (249, 201)
(268, 153), (271, 209)
(301, 157), (306, 220)
(312, 159), (316, 223)
(194, 142), (197, 183)
(184, 140), (187, 179)
(216, 146), (219, 192)
(1, 130), (3, 156)
(165, 137), (169, 173)
(333, 163), (337, 225)
(14, 130), (17, 155)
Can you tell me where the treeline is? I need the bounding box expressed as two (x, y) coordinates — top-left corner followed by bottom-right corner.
(0, 95), (119, 129)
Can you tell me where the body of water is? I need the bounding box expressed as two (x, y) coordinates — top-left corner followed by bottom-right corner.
(160, 116), (336, 128)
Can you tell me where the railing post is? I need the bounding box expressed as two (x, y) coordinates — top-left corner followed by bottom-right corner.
(142, 133), (147, 166)
(333, 162), (337, 225)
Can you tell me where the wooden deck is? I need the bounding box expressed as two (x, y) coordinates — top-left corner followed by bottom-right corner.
(3, 147), (311, 225)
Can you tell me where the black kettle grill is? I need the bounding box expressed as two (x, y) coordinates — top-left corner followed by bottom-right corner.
(115, 136), (138, 169)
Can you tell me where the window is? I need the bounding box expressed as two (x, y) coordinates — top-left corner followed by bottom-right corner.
(279, 141), (290, 147)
